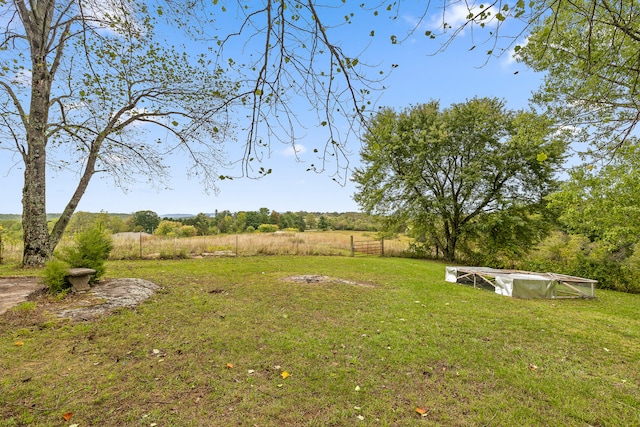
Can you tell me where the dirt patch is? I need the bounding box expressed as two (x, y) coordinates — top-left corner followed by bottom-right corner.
(0, 277), (46, 316)
(0, 276), (159, 321)
(283, 275), (375, 288)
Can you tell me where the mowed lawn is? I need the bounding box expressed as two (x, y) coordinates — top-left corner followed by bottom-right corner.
(1, 256), (639, 426)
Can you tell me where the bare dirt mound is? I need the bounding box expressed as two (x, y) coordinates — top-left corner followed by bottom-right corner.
(283, 275), (375, 287)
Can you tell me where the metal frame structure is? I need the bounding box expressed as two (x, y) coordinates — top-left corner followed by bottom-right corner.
(446, 266), (597, 299)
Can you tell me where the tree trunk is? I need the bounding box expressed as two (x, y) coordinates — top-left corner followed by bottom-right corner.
(20, 0), (55, 267)
(442, 221), (457, 262)
(21, 142), (50, 266)
(49, 144), (100, 251)
(443, 240), (456, 262)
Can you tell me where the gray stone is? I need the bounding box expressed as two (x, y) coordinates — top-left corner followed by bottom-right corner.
(67, 268), (96, 292)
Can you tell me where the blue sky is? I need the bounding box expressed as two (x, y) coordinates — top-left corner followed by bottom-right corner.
(1, 2), (540, 216)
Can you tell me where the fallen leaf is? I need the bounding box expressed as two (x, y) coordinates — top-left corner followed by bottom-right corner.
(416, 406), (428, 415)
(14, 341), (24, 346)
(62, 412), (73, 421)
(281, 371), (290, 379)
(69, 424), (79, 427)
(152, 349), (160, 354)
(247, 369), (255, 374)
(354, 385), (361, 391)
(357, 415), (365, 420)
(603, 348), (610, 352)
(226, 363), (234, 369)
(529, 363), (538, 371)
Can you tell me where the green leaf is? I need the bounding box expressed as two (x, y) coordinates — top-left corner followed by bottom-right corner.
(536, 152), (548, 162)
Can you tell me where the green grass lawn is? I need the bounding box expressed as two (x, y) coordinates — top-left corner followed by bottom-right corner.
(1, 256), (639, 426)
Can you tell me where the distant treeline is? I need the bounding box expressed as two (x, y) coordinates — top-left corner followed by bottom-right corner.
(0, 209), (380, 241)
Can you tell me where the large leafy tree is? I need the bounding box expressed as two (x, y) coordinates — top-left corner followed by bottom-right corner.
(548, 140), (640, 249)
(3, 0), (623, 268)
(526, 140), (640, 292)
(377, 1), (639, 153)
(0, 0), (395, 267)
(353, 98), (565, 262)
(131, 211), (161, 235)
(517, 0), (640, 150)
(0, 0), (236, 266)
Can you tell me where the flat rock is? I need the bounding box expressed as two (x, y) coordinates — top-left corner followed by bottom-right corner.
(54, 278), (159, 321)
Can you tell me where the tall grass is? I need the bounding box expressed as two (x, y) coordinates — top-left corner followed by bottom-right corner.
(1, 231), (409, 264)
(109, 230), (410, 259)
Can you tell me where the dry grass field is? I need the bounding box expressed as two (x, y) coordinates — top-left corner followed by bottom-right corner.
(110, 230), (410, 259)
(0, 231), (410, 265)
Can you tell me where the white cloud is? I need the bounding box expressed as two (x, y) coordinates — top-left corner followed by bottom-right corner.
(282, 144), (306, 157)
(427, 3), (501, 34)
(501, 35), (530, 67)
(81, 0), (145, 37)
(11, 69), (31, 86)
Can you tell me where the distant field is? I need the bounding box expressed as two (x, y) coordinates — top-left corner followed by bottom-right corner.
(111, 230), (410, 259)
(0, 231), (411, 264)
(1, 256), (638, 426)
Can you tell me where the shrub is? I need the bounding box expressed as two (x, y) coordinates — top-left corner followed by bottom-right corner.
(257, 224), (279, 233)
(179, 225), (197, 237)
(61, 226), (114, 282)
(43, 258), (71, 294)
(522, 231), (640, 293)
(403, 241), (435, 259)
(159, 248), (189, 260)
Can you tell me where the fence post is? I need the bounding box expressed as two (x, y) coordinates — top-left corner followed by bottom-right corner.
(350, 235), (354, 257)
(0, 233), (3, 264)
(381, 238), (384, 257)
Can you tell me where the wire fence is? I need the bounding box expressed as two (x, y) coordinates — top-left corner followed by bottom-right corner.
(0, 231), (409, 264)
